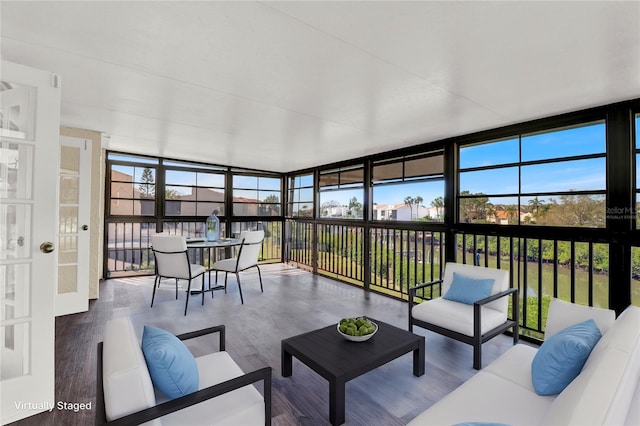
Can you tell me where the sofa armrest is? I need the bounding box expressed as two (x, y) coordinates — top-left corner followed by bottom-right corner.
(474, 287), (518, 306)
(408, 279), (443, 303)
(176, 324), (226, 351)
(473, 288), (519, 343)
(99, 358), (272, 426)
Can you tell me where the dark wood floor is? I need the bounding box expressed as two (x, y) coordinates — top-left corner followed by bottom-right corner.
(10, 264), (520, 426)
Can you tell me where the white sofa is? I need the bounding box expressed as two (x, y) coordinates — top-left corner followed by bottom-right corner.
(96, 317), (271, 425)
(408, 298), (640, 426)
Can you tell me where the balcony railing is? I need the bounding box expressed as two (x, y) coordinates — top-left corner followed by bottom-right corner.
(317, 223), (365, 285)
(285, 220), (446, 298)
(284, 220), (611, 342)
(370, 227), (445, 299)
(456, 232), (609, 339)
(105, 220), (281, 277)
(106, 221), (156, 276)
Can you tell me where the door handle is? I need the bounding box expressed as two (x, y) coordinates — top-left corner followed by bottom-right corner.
(40, 242), (55, 253)
(82, 225), (88, 231)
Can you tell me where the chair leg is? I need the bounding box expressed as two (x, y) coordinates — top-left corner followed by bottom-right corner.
(256, 265), (263, 292)
(236, 273), (244, 304)
(175, 278), (179, 299)
(151, 276), (159, 307)
(224, 272), (228, 293)
(184, 280), (192, 316)
(201, 276), (205, 306)
(473, 340), (482, 370)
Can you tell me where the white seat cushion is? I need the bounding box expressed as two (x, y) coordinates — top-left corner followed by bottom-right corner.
(483, 344), (539, 392)
(157, 351), (265, 426)
(407, 370), (553, 425)
(189, 264), (206, 277)
(412, 297), (507, 337)
(211, 258), (238, 273)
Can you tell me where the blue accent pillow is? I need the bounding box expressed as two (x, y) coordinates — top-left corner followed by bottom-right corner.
(141, 326), (199, 399)
(443, 272), (495, 305)
(531, 319), (602, 395)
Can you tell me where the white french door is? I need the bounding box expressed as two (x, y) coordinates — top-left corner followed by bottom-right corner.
(0, 61), (61, 424)
(55, 136), (91, 316)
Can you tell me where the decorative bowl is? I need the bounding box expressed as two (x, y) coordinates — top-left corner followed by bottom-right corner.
(336, 319), (378, 342)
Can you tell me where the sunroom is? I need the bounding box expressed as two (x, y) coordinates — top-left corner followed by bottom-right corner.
(1, 1), (640, 426)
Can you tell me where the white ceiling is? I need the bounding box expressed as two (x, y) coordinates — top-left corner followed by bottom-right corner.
(1, 1), (639, 173)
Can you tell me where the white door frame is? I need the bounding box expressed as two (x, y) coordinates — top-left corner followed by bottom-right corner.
(55, 136), (91, 316)
(0, 61), (60, 424)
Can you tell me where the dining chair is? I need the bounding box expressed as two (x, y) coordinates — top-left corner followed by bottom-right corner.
(209, 230), (265, 304)
(150, 233), (207, 315)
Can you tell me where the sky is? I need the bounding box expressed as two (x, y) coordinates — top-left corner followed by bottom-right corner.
(323, 121), (610, 207)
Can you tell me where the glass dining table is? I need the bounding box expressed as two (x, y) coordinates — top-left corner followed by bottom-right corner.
(186, 237), (242, 292)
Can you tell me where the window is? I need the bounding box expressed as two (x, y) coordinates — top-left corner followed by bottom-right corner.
(459, 121), (606, 227)
(109, 164), (157, 216)
(232, 175), (282, 216)
(288, 173), (313, 217)
(165, 169), (225, 217)
(319, 165), (363, 219)
(372, 151), (444, 222)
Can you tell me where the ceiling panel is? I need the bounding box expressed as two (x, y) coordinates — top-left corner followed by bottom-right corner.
(1, 1), (638, 172)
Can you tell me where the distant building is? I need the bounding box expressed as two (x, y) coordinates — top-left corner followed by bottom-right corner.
(373, 203), (431, 221)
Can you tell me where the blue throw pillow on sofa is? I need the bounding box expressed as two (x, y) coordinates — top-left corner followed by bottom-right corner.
(531, 319), (601, 395)
(141, 325), (199, 399)
(443, 272), (495, 305)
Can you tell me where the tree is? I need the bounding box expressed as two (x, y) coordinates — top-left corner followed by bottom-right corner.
(348, 197), (362, 217)
(504, 205), (517, 224)
(415, 196), (424, 218)
(527, 196), (547, 223)
(261, 194), (280, 216)
(404, 196), (415, 220)
(431, 196), (444, 220)
(542, 194), (605, 227)
(459, 191), (491, 223)
(138, 167), (155, 198)
(165, 188), (180, 199)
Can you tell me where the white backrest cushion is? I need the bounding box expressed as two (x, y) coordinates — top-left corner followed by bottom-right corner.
(595, 306), (640, 425)
(237, 230), (264, 271)
(102, 317), (157, 422)
(542, 346), (628, 425)
(545, 298), (615, 338)
(544, 305), (640, 426)
(442, 263), (510, 312)
(151, 234), (190, 279)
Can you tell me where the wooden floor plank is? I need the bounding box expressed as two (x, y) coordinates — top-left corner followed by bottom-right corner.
(8, 263), (519, 426)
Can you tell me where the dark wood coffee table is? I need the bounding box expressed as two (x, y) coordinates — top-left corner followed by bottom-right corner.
(281, 318), (425, 426)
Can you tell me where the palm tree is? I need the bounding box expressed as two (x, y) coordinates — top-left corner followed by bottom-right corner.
(528, 196), (545, 217)
(431, 196), (444, 220)
(504, 205), (517, 224)
(404, 196), (415, 220)
(415, 196), (424, 219)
